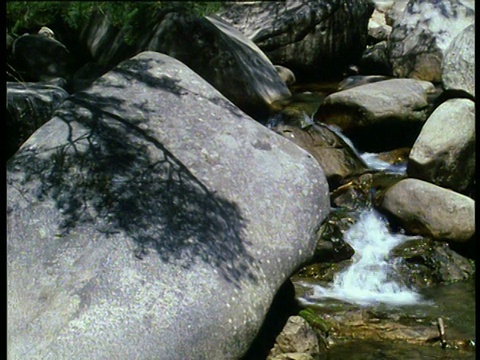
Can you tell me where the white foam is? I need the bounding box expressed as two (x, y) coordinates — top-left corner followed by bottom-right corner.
(301, 209), (424, 306)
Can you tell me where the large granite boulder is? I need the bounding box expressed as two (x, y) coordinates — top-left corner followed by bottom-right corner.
(380, 178), (475, 243)
(7, 82), (70, 160)
(79, 9), (290, 121)
(216, 0), (375, 80)
(7, 51), (330, 359)
(315, 78), (436, 152)
(388, 0), (475, 83)
(408, 98), (475, 193)
(441, 23), (475, 98)
(10, 34), (73, 82)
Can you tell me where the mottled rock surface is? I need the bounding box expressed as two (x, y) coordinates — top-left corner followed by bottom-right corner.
(7, 52), (330, 359)
(408, 98), (475, 193)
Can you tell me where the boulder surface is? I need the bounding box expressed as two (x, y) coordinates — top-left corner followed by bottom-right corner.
(7, 51), (330, 359)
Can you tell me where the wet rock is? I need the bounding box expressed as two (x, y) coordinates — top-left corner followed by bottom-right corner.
(11, 33), (73, 82)
(392, 238), (475, 287)
(7, 51), (330, 359)
(380, 178), (475, 243)
(272, 123), (368, 190)
(388, 0), (475, 83)
(315, 78), (435, 152)
(376, 147), (411, 166)
(267, 316), (322, 360)
(442, 23), (475, 98)
(217, 0), (374, 80)
(408, 98), (475, 193)
(332, 172), (408, 210)
(330, 173), (375, 209)
(313, 208), (356, 263)
(6, 82), (69, 160)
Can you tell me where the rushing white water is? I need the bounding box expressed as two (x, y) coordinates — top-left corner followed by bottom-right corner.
(301, 209), (424, 306)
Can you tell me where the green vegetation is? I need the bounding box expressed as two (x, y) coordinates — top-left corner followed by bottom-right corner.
(7, 1), (225, 44)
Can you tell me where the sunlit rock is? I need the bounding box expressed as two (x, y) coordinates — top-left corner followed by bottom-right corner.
(7, 52), (330, 359)
(442, 23), (475, 98)
(408, 98), (475, 194)
(217, 0), (374, 80)
(315, 78), (436, 152)
(380, 178), (475, 242)
(388, 0), (475, 83)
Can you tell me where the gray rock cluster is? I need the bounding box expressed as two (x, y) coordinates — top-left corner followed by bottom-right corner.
(6, 1), (475, 358)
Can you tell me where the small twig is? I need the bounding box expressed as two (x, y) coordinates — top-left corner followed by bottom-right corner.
(437, 317), (447, 349)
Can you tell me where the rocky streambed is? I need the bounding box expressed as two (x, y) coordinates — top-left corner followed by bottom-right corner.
(7, 1), (474, 359)
(263, 76), (475, 360)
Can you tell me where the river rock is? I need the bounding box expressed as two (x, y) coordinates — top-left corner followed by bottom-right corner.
(79, 9), (291, 121)
(408, 98), (475, 193)
(267, 316), (322, 360)
(442, 23), (475, 98)
(7, 82), (69, 160)
(216, 0), (374, 80)
(388, 0), (475, 83)
(315, 78), (436, 152)
(7, 51), (330, 359)
(11, 33), (73, 82)
(272, 123), (368, 190)
(392, 238), (475, 287)
(380, 178), (475, 242)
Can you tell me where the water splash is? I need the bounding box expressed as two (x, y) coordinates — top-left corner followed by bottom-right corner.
(360, 152), (407, 174)
(301, 209), (424, 306)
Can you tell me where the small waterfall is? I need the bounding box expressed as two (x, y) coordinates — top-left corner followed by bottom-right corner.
(301, 209), (424, 306)
(324, 124), (407, 174)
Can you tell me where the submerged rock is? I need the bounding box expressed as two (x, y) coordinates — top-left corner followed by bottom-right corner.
(7, 52), (330, 359)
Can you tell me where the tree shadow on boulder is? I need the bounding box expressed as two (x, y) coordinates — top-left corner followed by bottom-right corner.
(8, 86), (258, 287)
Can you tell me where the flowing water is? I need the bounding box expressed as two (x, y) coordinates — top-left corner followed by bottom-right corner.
(280, 81), (474, 358)
(299, 209), (425, 307)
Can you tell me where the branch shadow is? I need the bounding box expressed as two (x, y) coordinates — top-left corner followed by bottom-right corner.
(8, 65), (258, 287)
